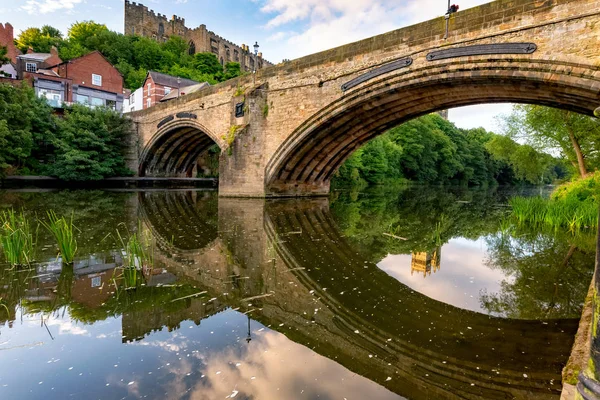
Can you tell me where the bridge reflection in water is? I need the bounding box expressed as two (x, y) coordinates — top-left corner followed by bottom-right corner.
(128, 191), (576, 400)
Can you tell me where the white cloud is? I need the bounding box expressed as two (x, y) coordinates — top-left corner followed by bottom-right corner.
(20, 0), (83, 14)
(259, 0), (494, 60)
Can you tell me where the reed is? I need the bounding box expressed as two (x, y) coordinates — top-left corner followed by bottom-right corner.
(116, 225), (154, 289)
(41, 211), (77, 264)
(0, 209), (36, 266)
(510, 196), (598, 232)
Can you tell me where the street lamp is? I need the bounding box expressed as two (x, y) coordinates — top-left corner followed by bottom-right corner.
(177, 76), (181, 99)
(253, 41), (259, 74)
(246, 315), (252, 344)
(443, 1), (459, 40)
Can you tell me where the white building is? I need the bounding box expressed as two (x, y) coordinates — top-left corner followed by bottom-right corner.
(123, 86), (143, 113)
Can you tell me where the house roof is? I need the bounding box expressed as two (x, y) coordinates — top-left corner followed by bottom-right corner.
(18, 53), (53, 61)
(146, 71), (200, 89)
(160, 82), (210, 102)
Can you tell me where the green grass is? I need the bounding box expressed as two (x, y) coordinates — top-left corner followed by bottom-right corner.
(510, 195), (598, 232)
(41, 211), (77, 264)
(0, 209), (36, 266)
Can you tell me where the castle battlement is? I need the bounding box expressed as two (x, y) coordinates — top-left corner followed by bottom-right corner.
(124, 1), (273, 67)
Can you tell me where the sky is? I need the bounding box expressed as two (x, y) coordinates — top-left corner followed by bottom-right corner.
(1, 0), (514, 131)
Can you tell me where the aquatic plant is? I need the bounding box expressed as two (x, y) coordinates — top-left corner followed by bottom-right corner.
(115, 225), (154, 290)
(510, 196), (597, 232)
(0, 209), (36, 266)
(41, 211), (78, 264)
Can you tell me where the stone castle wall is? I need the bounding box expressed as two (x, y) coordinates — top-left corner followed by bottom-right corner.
(124, 0), (271, 71)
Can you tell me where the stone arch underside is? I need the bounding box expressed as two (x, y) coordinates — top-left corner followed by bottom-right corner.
(140, 122), (220, 178)
(265, 60), (600, 196)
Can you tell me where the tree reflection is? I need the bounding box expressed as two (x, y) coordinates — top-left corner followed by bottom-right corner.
(330, 186), (596, 319)
(481, 226), (594, 319)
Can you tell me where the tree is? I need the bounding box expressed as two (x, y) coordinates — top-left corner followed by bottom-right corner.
(67, 21), (109, 48)
(15, 26), (62, 53)
(0, 84), (57, 176)
(501, 105), (600, 178)
(223, 62), (242, 80)
(44, 105), (133, 181)
(192, 53), (223, 76)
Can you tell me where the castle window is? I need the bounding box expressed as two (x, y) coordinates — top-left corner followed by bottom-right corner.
(188, 41), (196, 55)
(158, 23), (164, 37)
(131, 27), (135, 35)
(220, 57), (224, 66)
(225, 46), (230, 62)
(234, 49), (239, 62)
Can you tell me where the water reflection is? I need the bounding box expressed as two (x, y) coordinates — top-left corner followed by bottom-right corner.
(0, 188), (594, 399)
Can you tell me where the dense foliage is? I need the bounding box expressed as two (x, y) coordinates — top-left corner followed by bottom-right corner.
(501, 105), (600, 177)
(0, 83), (133, 180)
(333, 113), (565, 187)
(15, 21), (244, 90)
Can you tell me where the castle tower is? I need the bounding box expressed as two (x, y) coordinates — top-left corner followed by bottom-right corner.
(123, 1), (272, 69)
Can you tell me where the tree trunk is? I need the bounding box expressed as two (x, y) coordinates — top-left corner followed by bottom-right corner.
(565, 112), (587, 177)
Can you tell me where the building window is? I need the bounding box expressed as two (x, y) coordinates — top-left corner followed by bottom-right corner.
(147, 83), (151, 96)
(147, 98), (151, 108)
(158, 22), (165, 37)
(91, 276), (101, 288)
(164, 87), (171, 95)
(130, 93), (135, 104)
(38, 89), (62, 108)
(92, 74), (102, 86)
(26, 62), (37, 73)
(75, 94), (89, 105)
(91, 97), (104, 107)
(234, 49), (239, 62)
(106, 100), (117, 110)
(188, 40), (196, 55)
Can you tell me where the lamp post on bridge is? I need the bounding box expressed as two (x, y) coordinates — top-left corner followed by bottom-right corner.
(444, 1), (459, 40)
(177, 76), (181, 99)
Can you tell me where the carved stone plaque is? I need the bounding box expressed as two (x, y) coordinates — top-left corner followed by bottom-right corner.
(341, 57), (413, 92)
(176, 112), (197, 119)
(426, 43), (537, 61)
(157, 115), (174, 129)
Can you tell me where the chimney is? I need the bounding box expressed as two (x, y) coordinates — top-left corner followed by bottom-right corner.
(5, 23), (13, 39)
(50, 46), (58, 57)
(27, 47), (34, 54)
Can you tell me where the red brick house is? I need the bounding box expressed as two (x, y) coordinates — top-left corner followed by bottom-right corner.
(0, 22), (20, 78)
(142, 71), (199, 109)
(51, 51), (124, 110)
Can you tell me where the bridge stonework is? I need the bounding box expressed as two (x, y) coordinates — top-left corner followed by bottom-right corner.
(129, 0), (600, 197)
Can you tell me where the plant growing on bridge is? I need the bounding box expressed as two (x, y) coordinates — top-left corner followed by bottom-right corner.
(0, 209), (36, 267)
(262, 103), (269, 118)
(42, 211), (78, 264)
(224, 125), (242, 155)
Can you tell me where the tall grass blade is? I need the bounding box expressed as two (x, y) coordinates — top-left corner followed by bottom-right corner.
(41, 211), (77, 264)
(0, 209), (36, 266)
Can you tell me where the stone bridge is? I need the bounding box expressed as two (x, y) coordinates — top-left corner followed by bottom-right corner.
(129, 0), (600, 197)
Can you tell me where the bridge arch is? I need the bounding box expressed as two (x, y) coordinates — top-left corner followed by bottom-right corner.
(139, 119), (221, 177)
(265, 58), (600, 196)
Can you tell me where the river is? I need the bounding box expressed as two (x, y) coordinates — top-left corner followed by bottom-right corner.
(0, 186), (594, 399)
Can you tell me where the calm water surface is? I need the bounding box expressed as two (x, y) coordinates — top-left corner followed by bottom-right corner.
(0, 187), (594, 399)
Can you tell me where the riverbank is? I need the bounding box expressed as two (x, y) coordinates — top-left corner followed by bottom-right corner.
(0, 176), (218, 189)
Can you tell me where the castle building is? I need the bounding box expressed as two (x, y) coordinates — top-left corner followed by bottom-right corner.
(410, 248), (441, 278)
(124, 1), (273, 73)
